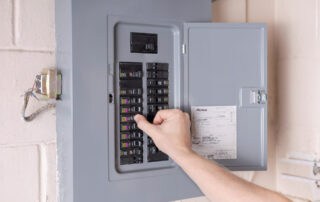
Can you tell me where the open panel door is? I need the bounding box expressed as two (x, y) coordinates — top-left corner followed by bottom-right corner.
(184, 23), (267, 170)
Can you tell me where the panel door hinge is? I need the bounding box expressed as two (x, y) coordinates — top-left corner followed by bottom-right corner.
(250, 89), (267, 105)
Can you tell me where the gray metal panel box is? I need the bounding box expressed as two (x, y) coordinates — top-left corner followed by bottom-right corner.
(56, 1), (267, 202)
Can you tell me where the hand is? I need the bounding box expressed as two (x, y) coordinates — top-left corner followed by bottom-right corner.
(134, 109), (193, 158)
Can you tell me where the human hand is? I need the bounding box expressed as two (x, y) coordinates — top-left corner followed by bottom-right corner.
(134, 109), (193, 158)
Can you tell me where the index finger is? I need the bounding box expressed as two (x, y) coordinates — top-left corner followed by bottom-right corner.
(153, 109), (183, 124)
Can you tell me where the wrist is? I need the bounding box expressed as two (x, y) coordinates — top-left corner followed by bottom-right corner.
(169, 147), (195, 162)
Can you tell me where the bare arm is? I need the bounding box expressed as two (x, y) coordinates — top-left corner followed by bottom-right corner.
(134, 109), (290, 202)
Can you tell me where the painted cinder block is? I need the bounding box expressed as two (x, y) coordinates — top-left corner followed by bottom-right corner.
(279, 158), (320, 180)
(212, 0), (247, 23)
(276, 58), (320, 154)
(275, 0), (319, 60)
(0, 0), (13, 47)
(0, 145), (40, 202)
(46, 143), (57, 202)
(18, 0), (55, 50)
(278, 174), (320, 201)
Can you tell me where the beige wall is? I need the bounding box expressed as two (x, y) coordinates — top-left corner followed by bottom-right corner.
(275, 0), (320, 200)
(0, 0), (319, 202)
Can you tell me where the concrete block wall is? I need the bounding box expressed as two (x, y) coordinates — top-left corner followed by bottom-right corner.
(0, 0), (56, 202)
(275, 0), (320, 201)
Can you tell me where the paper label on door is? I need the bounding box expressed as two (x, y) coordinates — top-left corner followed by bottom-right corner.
(191, 106), (237, 160)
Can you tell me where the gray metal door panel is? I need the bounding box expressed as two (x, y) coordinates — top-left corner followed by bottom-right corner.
(184, 23), (268, 170)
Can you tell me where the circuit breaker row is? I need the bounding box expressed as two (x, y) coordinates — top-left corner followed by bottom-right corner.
(119, 62), (169, 165)
(119, 62), (144, 165)
(146, 63), (169, 162)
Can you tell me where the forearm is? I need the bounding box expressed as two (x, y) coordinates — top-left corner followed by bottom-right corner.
(134, 111), (290, 202)
(171, 149), (290, 202)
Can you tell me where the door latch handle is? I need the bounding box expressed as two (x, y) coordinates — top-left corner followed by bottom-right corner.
(250, 89), (267, 105)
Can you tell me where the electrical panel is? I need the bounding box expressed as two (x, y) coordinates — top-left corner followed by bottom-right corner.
(56, 1), (267, 202)
(112, 20), (180, 174)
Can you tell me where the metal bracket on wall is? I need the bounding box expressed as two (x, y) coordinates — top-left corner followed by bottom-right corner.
(34, 68), (62, 100)
(21, 68), (62, 122)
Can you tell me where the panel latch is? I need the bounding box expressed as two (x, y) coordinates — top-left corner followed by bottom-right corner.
(250, 89), (267, 105)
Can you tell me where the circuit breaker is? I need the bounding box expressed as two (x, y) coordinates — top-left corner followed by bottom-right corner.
(117, 62), (169, 166)
(56, 0), (267, 202)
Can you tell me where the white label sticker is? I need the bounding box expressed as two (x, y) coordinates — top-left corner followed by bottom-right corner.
(191, 106), (237, 160)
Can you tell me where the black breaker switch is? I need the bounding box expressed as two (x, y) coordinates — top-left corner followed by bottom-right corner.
(119, 62), (144, 165)
(118, 62), (170, 165)
(146, 63), (169, 162)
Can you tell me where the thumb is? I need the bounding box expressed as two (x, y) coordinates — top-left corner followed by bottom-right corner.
(134, 114), (157, 138)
